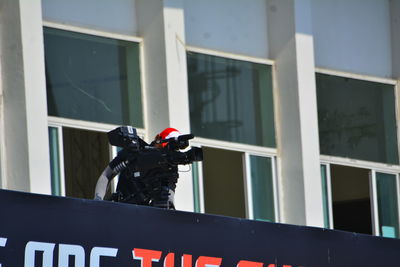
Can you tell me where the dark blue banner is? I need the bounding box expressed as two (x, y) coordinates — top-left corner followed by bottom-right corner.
(0, 189), (400, 266)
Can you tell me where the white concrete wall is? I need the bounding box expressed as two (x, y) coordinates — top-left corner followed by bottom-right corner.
(136, 0), (169, 137)
(390, 0), (400, 78)
(311, 0), (392, 78)
(42, 0), (138, 35)
(268, 0), (324, 227)
(137, 0), (194, 211)
(183, 0), (269, 58)
(0, 0), (51, 194)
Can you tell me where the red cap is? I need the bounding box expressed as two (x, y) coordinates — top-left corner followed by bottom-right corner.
(159, 128), (180, 140)
(158, 128), (180, 147)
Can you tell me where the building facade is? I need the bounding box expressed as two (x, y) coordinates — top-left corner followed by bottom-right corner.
(0, 0), (399, 239)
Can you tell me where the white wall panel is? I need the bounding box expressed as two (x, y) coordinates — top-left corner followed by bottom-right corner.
(391, 0), (400, 78)
(0, 0), (51, 194)
(311, 0), (392, 77)
(184, 0), (269, 58)
(42, 0), (138, 35)
(268, 0), (324, 227)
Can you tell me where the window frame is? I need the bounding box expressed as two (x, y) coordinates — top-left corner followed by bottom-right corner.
(44, 21), (147, 197)
(186, 46), (275, 66)
(186, 46), (279, 221)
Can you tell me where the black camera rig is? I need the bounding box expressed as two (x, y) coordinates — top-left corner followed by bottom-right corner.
(107, 126), (203, 209)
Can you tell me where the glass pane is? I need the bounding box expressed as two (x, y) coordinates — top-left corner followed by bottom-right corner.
(187, 52), (276, 147)
(376, 173), (399, 238)
(48, 127), (61, 196)
(44, 27), (143, 127)
(320, 164), (330, 228)
(316, 73), (398, 164)
(249, 155), (275, 222)
(192, 161), (201, 213)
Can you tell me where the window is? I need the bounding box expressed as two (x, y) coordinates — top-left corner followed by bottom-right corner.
(193, 146), (277, 221)
(188, 50), (278, 221)
(187, 52), (276, 148)
(48, 126), (115, 199)
(316, 73), (398, 164)
(45, 26), (144, 199)
(44, 27), (143, 127)
(317, 72), (400, 237)
(321, 163), (400, 238)
(48, 125), (128, 199)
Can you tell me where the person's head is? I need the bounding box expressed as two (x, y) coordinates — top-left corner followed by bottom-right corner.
(153, 128), (181, 148)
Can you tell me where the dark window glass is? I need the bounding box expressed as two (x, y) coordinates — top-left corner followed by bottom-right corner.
(187, 52), (275, 147)
(44, 27), (143, 127)
(330, 164), (372, 235)
(316, 73), (398, 164)
(202, 147), (246, 218)
(62, 127), (110, 199)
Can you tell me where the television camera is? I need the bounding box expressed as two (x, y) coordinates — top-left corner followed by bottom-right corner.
(106, 126), (203, 208)
(107, 126), (203, 168)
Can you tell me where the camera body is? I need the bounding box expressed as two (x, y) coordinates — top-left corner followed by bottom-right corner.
(107, 126), (203, 208)
(107, 126), (203, 170)
(107, 126), (141, 150)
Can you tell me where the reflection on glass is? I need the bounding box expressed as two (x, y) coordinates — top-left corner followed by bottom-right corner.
(44, 27), (143, 127)
(187, 52), (275, 147)
(376, 173), (399, 238)
(48, 127), (61, 196)
(316, 74), (398, 164)
(249, 155), (275, 222)
(320, 164), (330, 228)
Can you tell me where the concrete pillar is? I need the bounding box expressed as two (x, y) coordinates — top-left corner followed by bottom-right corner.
(0, 0), (51, 194)
(267, 0), (324, 227)
(136, 0), (193, 211)
(390, 0), (400, 79)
